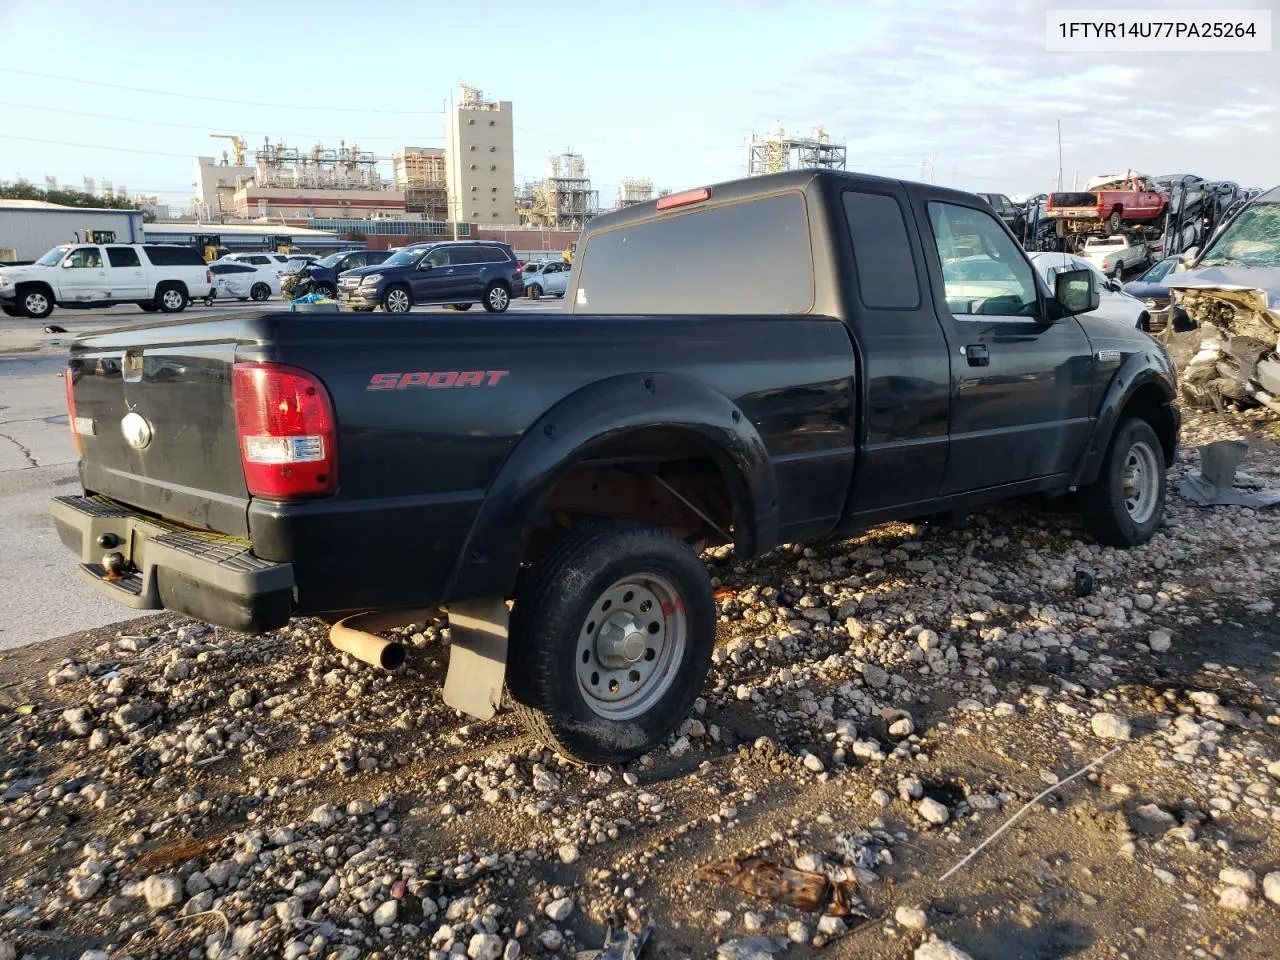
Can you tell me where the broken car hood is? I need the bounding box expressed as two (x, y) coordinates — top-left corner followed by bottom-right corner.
(1166, 265), (1280, 322)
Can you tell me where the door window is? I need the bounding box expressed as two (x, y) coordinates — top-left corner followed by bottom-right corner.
(106, 246), (140, 268)
(65, 247), (103, 268)
(450, 247), (482, 265)
(928, 202), (1038, 318)
(345, 253), (367, 269)
(425, 248), (452, 268)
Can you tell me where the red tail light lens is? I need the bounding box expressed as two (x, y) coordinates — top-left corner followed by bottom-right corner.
(64, 367), (83, 457)
(232, 362), (337, 499)
(656, 187), (711, 211)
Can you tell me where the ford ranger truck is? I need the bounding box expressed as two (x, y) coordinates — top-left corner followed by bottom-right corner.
(50, 170), (1180, 764)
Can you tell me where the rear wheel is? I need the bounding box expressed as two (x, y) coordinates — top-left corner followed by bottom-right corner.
(2, 305), (21, 317)
(483, 282), (511, 313)
(1107, 209), (1123, 233)
(19, 288), (53, 319)
(1079, 417), (1166, 547)
(381, 286), (412, 314)
(250, 282), (271, 301)
(507, 521), (715, 764)
(157, 284), (188, 314)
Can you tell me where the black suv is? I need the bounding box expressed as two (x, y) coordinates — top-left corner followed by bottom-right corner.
(976, 193), (1026, 239)
(337, 241), (524, 314)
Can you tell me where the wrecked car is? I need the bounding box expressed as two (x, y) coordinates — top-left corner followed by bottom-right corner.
(1048, 173), (1170, 236)
(1168, 185), (1280, 413)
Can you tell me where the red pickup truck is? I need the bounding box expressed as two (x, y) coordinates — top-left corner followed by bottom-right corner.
(1048, 174), (1170, 233)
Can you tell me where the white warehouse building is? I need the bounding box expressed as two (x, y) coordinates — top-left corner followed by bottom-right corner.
(0, 200), (145, 262)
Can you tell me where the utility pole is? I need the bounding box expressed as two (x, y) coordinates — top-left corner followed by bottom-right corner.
(1056, 119), (1063, 193)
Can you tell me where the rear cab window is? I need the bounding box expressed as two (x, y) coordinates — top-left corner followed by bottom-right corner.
(571, 192), (812, 314)
(842, 191), (920, 310)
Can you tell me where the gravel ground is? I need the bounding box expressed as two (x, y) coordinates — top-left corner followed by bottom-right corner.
(2, 407), (1279, 960)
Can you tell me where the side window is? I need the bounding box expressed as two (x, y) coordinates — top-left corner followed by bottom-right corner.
(209, 264), (229, 275)
(233, 264), (256, 273)
(425, 248), (451, 268)
(928, 202), (1038, 318)
(106, 246), (140, 268)
(842, 191), (920, 310)
(65, 247), (103, 268)
(345, 253), (367, 269)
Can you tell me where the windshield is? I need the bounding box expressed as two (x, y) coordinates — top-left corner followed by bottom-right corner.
(1200, 202), (1280, 267)
(384, 247), (428, 267)
(1141, 258), (1178, 282)
(315, 253), (345, 268)
(36, 246), (69, 266)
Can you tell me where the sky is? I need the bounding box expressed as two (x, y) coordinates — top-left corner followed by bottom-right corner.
(0, 0), (1275, 210)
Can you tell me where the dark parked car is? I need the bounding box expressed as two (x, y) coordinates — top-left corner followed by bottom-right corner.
(283, 249), (392, 300)
(976, 192), (1025, 239)
(1122, 256), (1179, 310)
(49, 170), (1179, 764)
(337, 241), (524, 313)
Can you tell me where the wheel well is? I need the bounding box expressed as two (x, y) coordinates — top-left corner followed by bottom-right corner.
(156, 280), (187, 295)
(1110, 203), (1123, 215)
(1137, 311), (1150, 332)
(1122, 382), (1176, 464)
(16, 281), (52, 296)
(519, 429), (745, 572)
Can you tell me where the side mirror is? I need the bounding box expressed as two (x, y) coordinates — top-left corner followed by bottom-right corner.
(61, 259), (74, 268)
(1106, 278), (1123, 293)
(1050, 268), (1099, 318)
(418, 261), (433, 270)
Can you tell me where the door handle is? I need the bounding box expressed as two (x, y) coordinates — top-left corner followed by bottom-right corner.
(964, 344), (990, 367)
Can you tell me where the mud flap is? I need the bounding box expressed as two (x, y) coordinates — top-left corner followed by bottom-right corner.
(442, 598), (510, 720)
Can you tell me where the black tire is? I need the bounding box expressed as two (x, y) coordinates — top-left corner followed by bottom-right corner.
(528, 283), (542, 301)
(507, 521), (715, 764)
(381, 285), (412, 314)
(1079, 417), (1166, 548)
(250, 283), (271, 302)
(138, 303), (159, 312)
(18, 287), (53, 319)
(1107, 209), (1123, 233)
(445, 303), (473, 311)
(483, 282), (511, 313)
(2, 305), (21, 317)
(315, 283), (337, 299)
(156, 284), (188, 314)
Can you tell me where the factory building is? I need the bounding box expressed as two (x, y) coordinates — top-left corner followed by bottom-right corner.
(394, 147), (449, 222)
(446, 86), (517, 226)
(0, 199), (144, 262)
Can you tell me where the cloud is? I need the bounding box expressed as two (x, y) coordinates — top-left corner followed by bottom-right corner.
(745, 0), (1277, 191)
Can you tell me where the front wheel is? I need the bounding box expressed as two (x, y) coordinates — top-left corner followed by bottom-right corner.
(20, 289), (53, 319)
(483, 283), (510, 313)
(527, 284), (542, 300)
(1079, 417), (1166, 547)
(250, 283), (271, 302)
(315, 283), (336, 300)
(381, 286), (412, 314)
(507, 521), (715, 764)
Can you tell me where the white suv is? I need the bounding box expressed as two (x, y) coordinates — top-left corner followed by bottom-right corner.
(0, 243), (214, 319)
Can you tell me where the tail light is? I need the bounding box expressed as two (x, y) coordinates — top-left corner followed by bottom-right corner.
(64, 367), (83, 457)
(232, 362), (337, 499)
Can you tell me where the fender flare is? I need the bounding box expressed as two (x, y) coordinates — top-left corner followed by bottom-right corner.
(1071, 352), (1177, 489)
(443, 372), (780, 601)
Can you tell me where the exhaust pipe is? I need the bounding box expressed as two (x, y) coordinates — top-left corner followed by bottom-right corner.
(327, 609), (435, 670)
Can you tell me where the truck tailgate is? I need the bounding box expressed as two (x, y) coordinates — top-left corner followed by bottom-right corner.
(68, 317), (255, 537)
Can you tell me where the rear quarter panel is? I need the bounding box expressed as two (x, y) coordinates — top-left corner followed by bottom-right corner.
(249, 313), (856, 614)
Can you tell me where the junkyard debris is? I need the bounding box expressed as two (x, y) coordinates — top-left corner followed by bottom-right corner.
(695, 856), (864, 917)
(575, 925), (652, 960)
(1178, 441), (1280, 507)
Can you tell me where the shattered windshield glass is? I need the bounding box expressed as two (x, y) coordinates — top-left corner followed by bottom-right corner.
(1200, 203), (1280, 267)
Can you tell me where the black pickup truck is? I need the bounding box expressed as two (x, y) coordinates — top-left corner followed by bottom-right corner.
(50, 170), (1180, 763)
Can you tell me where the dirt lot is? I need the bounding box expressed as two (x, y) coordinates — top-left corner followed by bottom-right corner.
(2, 408), (1279, 960)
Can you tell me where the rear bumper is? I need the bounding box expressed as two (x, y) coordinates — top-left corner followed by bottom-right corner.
(49, 494), (294, 633)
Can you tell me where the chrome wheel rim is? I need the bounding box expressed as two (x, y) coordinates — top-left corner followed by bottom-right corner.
(162, 289), (183, 310)
(252, 284), (269, 301)
(25, 292), (48, 314)
(386, 289), (409, 313)
(576, 573), (686, 721)
(489, 286), (509, 310)
(1121, 439), (1160, 524)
